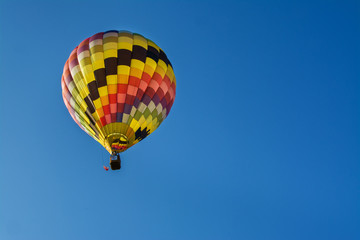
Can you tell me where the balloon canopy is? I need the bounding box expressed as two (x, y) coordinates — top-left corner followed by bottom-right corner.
(61, 31), (176, 154)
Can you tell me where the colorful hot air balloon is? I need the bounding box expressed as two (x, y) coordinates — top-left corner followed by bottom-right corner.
(61, 30), (176, 170)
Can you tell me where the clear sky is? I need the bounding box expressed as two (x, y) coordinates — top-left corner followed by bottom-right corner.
(0, 0), (359, 239)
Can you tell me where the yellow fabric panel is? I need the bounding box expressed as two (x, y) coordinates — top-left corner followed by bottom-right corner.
(129, 118), (139, 130)
(107, 75), (117, 85)
(133, 34), (147, 49)
(91, 52), (104, 62)
(118, 33), (133, 41)
(117, 42), (133, 51)
(150, 120), (160, 134)
(156, 60), (168, 77)
(118, 33), (133, 61)
(118, 65), (130, 75)
(146, 122), (155, 134)
(144, 115), (153, 126)
(93, 98), (103, 111)
(166, 65), (175, 83)
(104, 48), (117, 58)
(98, 86), (108, 97)
(92, 60), (105, 70)
(131, 59), (145, 70)
(78, 53), (96, 85)
(129, 66), (143, 79)
(138, 115), (146, 127)
(104, 34), (118, 61)
(83, 67), (96, 84)
(145, 58), (157, 71)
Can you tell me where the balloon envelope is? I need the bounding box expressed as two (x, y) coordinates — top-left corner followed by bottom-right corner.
(61, 31), (176, 153)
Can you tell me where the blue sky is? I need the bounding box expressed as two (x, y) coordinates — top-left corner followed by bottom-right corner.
(0, 0), (359, 239)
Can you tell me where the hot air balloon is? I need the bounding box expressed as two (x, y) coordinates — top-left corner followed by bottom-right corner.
(61, 31), (176, 170)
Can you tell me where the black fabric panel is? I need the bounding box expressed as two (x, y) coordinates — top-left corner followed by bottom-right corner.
(88, 81), (100, 100)
(132, 45), (147, 62)
(104, 57), (117, 75)
(159, 49), (171, 67)
(94, 68), (107, 87)
(85, 110), (96, 126)
(135, 127), (150, 141)
(117, 49), (132, 66)
(84, 96), (96, 113)
(147, 46), (159, 63)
